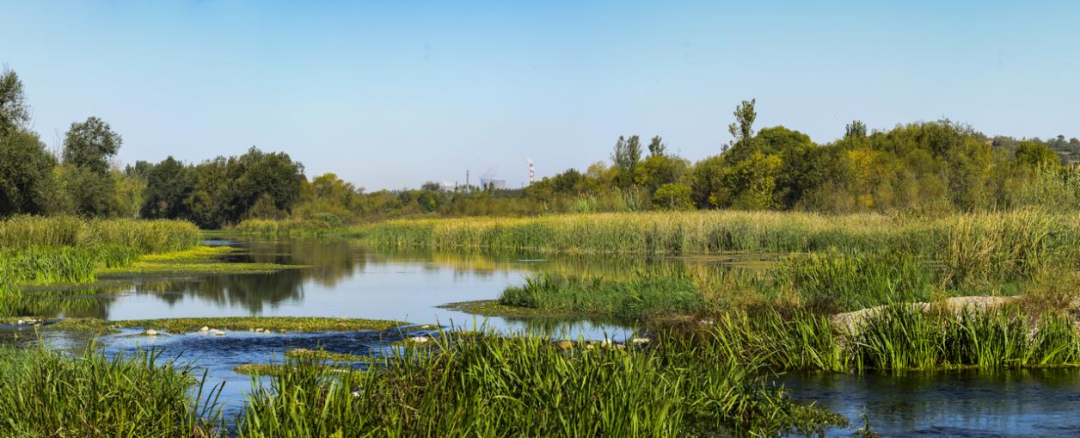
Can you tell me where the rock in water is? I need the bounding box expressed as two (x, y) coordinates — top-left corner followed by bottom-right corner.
(144, 329), (158, 336)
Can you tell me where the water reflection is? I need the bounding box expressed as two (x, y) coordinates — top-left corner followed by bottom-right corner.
(782, 369), (1080, 437)
(19, 238), (754, 338)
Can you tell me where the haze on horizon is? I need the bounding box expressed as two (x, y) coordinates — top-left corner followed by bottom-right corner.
(3, 0), (1078, 190)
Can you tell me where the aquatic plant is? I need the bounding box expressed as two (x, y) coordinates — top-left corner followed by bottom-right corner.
(499, 273), (703, 321)
(0, 346), (221, 438)
(236, 329), (845, 437)
(233, 218), (337, 237)
(773, 249), (937, 312)
(357, 210), (1079, 287)
(0, 216), (200, 253)
(699, 304), (1080, 372)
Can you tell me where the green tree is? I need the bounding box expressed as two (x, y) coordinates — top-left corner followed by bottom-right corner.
(611, 135), (642, 188)
(0, 130), (58, 216)
(57, 165), (116, 217)
(727, 98), (757, 148)
(1015, 140), (1061, 169)
(647, 135), (667, 157)
(62, 117), (122, 175)
(652, 183), (693, 210)
(141, 157), (195, 219)
(0, 69), (30, 137)
(639, 154), (688, 194)
(845, 120), (867, 139)
(689, 155), (727, 208)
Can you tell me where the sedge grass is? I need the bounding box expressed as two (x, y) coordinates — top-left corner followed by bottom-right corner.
(0, 216), (200, 254)
(699, 304), (1080, 372)
(232, 219), (339, 237)
(236, 329), (845, 437)
(499, 273), (703, 321)
(357, 209), (1078, 287)
(0, 346), (222, 438)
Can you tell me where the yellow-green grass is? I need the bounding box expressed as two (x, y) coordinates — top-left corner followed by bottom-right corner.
(233, 363), (365, 378)
(232, 218), (342, 237)
(439, 300), (581, 318)
(0, 216), (200, 254)
(285, 348), (382, 363)
(358, 209), (1077, 287)
(101, 245), (307, 276)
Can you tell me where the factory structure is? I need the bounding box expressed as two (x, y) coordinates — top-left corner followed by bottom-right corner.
(448, 159), (533, 192)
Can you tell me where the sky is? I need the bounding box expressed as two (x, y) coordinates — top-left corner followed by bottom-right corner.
(2, 1), (1079, 190)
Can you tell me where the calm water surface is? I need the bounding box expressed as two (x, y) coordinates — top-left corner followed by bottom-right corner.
(5, 238), (1080, 436)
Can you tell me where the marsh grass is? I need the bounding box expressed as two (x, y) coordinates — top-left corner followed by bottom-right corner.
(499, 273), (703, 321)
(233, 219), (338, 237)
(285, 348), (382, 362)
(700, 304), (1080, 372)
(0, 216), (200, 253)
(773, 249), (939, 312)
(359, 210), (1078, 287)
(237, 329), (845, 437)
(0, 345), (222, 438)
(0, 217), (203, 315)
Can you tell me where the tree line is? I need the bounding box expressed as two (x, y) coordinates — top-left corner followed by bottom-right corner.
(2, 68), (1078, 227)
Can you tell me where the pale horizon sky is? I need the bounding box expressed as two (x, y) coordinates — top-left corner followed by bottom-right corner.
(3, 1), (1079, 190)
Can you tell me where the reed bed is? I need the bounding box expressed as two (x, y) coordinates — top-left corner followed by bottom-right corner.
(0, 216), (200, 254)
(0, 244), (140, 285)
(499, 273), (703, 320)
(0, 217), (202, 316)
(361, 209), (1077, 289)
(358, 210), (905, 254)
(701, 304), (1080, 372)
(233, 219), (336, 237)
(772, 250), (938, 311)
(237, 330), (844, 437)
(0, 346), (221, 438)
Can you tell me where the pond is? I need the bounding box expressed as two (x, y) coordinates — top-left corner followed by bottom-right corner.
(6, 237), (1080, 436)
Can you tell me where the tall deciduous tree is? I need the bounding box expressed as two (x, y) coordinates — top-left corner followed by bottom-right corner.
(648, 136), (667, 157)
(611, 135), (643, 188)
(845, 120), (868, 139)
(728, 99), (756, 147)
(0, 130), (58, 216)
(0, 69), (30, 137)
(141, 156), (195, 219)
(63, 117), (122, 175)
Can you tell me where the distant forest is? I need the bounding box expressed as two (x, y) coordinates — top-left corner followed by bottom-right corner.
(3, 68), (1079, 228)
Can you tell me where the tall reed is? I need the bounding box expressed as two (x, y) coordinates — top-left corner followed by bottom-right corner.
(0, 346), (222, 438)
(499, 273), (703, 320)
(233, 218), (336, 237)
(237, 329), (844, 437)
(0, 216), (200, 254)
(359, 209), (1077, 287)
(700, 304), (1080, 372)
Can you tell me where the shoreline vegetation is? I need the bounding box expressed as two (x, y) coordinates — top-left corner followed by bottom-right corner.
(3, 53), (1080, 436)
(4, 211), (1080, 435)
(0, 216), (306, 320)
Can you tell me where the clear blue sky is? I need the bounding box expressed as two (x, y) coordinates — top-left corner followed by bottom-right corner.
(3, 1), (1078, 190)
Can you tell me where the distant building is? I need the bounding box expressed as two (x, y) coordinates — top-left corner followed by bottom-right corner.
(479, 178), (506, 190)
